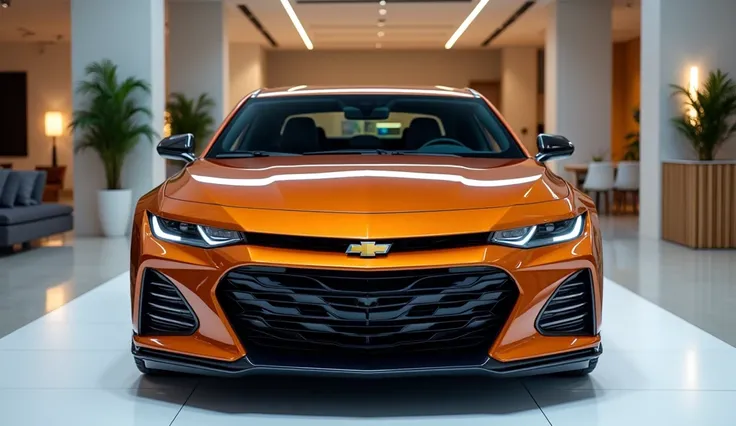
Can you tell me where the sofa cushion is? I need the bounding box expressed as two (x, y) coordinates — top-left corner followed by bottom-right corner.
(14, 171), (41, 206)
(0, 203), (73, 226)
(0, 171), (20, 208)
(0, 169), (10, 197)
(31, 170), (48, 204)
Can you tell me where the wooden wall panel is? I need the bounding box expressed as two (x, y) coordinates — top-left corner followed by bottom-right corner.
(662, 162), (736, 249)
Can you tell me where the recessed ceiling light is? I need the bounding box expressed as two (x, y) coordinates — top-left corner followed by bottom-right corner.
(379, 0), (386, 5)
(280, 0), (314, 50)
(445, 0), (490, 49)
(377, 31), (385, 37)
(379, 8), (387, 15)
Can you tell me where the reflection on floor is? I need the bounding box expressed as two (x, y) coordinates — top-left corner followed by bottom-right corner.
(600, 216), (736, 346)
(0, 232), (130, 337)
(1, 272), (734, 425)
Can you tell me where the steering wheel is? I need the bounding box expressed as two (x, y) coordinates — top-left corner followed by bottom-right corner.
(419, 138), (467, 149)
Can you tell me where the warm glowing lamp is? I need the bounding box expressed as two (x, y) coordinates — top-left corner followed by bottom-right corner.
(45, 111), (63, 167)
(688, 66), (699, 122)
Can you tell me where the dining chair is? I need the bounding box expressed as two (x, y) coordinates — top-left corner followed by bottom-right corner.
(613, 161), (640, 214)
(583, 162), (615, 214)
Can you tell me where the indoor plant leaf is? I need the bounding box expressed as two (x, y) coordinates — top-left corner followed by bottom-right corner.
(166, 92), (216, 153)
(69, 59), (157, 190)
(670, 69), (736, 161)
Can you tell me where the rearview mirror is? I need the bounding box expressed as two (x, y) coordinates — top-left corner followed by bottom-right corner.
(343, 106), (390, 120)
(157, 133), (196, 163)
(535, 134), (574, 162)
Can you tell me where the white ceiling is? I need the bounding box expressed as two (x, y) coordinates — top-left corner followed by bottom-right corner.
(0, 0), (640, 49)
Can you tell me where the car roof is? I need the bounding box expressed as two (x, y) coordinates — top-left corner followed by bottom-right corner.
(254, 85), (478, 99)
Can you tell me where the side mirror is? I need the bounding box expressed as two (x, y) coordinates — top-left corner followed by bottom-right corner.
(535, 134), (574, 162)
(157, 133), (196, 163)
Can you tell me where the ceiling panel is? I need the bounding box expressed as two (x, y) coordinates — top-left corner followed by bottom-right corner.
(0, 0), (641, 48)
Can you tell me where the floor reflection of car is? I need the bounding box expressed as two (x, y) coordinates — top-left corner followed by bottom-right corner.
(130, 86), (603, 378)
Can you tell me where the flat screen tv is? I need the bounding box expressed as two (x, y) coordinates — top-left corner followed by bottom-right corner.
(0, 72), (28, 157)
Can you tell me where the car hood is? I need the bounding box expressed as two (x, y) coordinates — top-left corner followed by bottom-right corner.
(164, 155), (569, 213)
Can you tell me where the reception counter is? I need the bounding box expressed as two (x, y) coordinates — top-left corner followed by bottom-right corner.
(662, 160), (736, 249)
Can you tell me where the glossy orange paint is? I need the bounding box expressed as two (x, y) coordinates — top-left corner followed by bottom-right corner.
(131, 86), (603, 365)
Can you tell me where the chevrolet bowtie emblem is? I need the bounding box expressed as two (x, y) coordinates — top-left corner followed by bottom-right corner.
(345, 241), (392, 257)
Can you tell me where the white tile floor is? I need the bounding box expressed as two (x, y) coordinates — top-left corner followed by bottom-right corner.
(1, 272), (734, 425)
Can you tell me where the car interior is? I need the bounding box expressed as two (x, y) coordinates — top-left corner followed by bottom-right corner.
(210, 96), (523, 158)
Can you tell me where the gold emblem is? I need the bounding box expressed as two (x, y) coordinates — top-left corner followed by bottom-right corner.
(345, 241), (392, 257)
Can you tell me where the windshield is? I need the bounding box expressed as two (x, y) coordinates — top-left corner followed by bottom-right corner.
(205, 94), (527, 158)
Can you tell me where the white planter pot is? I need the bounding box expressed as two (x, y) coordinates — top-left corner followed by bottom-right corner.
(98, 189), (132, 237)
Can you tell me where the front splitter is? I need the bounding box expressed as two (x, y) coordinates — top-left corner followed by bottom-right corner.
(132, 342), (602, 378)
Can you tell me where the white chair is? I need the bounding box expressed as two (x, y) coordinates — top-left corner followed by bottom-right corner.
(583, 162), (615, 214)
(613, 161), (640, 214)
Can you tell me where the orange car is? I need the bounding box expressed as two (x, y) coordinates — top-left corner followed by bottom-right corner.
(130, 86), (603, 378)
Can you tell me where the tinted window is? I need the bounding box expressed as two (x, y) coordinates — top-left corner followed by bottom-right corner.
(206, 94), (526, 158)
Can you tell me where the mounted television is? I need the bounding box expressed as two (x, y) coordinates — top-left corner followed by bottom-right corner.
(0, 72), (28, 156)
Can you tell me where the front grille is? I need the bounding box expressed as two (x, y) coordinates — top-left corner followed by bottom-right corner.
(217, 266), (519, 359)
(244, 232), (490, 254)
(139, 269), (198, 335)
(536, 269), (596, 336)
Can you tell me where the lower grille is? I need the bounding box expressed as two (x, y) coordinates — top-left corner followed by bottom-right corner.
(536, 269), (596, 336)
(217, 266), (519, 358)
(139, 269), (198, 335)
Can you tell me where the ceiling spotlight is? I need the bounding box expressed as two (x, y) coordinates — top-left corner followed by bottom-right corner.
(379, 8), (387, 15)
(1, 0), (11, 8)
(377, 31), (385, 37)
(379, 0), (386, 5)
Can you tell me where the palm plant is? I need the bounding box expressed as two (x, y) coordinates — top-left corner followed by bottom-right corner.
(70, 59), (157, 190)
(166, 93), (216, 153)
(671, 69), (736, 161)
(623, 107), (640, 161)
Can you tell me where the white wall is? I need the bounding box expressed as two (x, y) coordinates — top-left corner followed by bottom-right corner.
(168, 0), (229, 121)
(639, 0), (736, 240)
(265, 50), (501, 87)
(545, 0), (612, 178)
(501, 47), (538, 153)
(0, 42), (72, 188)
(71, 0), (166, 236)
(229, 43), (265, 109)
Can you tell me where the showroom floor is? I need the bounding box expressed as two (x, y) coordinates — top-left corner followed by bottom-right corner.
(0, 217), (734, 425)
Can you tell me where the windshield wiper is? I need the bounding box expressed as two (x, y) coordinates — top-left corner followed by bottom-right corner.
(215, 151), (300, 158)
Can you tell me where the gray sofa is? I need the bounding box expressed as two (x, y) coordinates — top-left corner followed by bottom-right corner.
(0, 169), (73, 248)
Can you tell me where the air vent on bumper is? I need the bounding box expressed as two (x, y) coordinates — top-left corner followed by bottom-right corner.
(536, 269), (595, 336)
(139, 269), (198, 335)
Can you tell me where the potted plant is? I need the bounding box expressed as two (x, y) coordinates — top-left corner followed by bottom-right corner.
(166, 93), (215, 154)
(70, 59), (156, 237)
(623, 107), (639, 161)
(662, 69), (736, 248)
(670, 69), (736, 160)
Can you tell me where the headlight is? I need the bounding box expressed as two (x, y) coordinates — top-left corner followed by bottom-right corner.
(491, 214), (585, 248)
(149, 214), (243, 248)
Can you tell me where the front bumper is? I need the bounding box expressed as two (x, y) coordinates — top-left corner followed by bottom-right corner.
(130, 195), (604, 374)
(133, 341), (602, 378)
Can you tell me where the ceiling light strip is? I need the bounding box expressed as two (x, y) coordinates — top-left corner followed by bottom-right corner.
(280, 0), (314, 50)
(445, 0), (490, 49)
